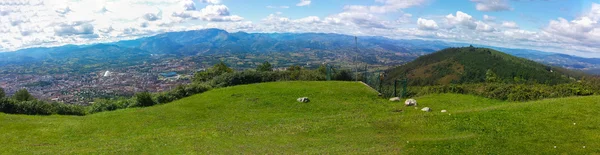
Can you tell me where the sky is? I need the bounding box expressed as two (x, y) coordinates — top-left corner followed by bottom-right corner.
(1, 0), (600, 58)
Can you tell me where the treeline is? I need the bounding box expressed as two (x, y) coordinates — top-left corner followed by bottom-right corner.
(405, 82), (599, 102)
(0, 61), (354, 116)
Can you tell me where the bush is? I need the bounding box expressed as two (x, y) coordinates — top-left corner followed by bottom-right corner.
(53, 102), (87, 116)
(405, 83), (600, 102)
(333, 69), (354, 81)
(211, 71), (268, 88)
(14, 100), (54, 115)
(0, 98), (16, 114)
(193, 61), (234, 83)
(14, 89), (34, 102)
(87, 99), (128, 114)
(0, 87), (5, 99)
(156, 92), (177, 104)
(135, 92), (156, 107)
(256, 61), (273, 72)
(209, 70), (326, 88)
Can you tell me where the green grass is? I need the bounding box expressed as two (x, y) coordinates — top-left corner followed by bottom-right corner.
(1, 81), (600, 154)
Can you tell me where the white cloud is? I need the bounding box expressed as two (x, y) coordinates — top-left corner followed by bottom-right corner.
(543, 3), (600, 45)
(0, 0), (244, 51)
(417, 18), (438, 30)
(329, 12), (390, 29)
(200, 0), (221, 4)
(501, 21), (519, 29)
(471, 0), (511, 12)
(294, 16), (321, 24)
(262, 13), (291, 25)
(343, 0), (426, 14)
(545, 17), (598, 43)
(297, 0), (311, 7)
(483, 15), (495, 22)
(475, 21), (495, 32)
(201, 5), (230, 16)
(54, 21), (96, 36)
(446, 11), (477, 29)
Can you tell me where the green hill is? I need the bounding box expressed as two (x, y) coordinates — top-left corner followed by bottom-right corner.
(1, 81), (600, 154)
(384, 47), (580, 86)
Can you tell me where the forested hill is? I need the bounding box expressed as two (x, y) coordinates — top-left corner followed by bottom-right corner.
(384, 47), (585, 86)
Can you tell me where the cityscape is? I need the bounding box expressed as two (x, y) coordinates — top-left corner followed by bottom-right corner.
(0, 59), (197, 104)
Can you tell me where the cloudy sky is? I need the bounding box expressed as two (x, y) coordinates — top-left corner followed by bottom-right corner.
(1, 0), (600, 57)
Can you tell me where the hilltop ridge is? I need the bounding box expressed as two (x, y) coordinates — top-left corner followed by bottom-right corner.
(384, 47), (583, 85)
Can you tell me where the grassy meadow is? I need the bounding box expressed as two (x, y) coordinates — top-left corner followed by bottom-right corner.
(1, 81), (599, 154)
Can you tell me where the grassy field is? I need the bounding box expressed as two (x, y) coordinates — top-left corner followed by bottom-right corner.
(1, 81), (599, 154)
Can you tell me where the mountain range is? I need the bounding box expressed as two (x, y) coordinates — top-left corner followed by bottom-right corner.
(1, 28), (599, 74)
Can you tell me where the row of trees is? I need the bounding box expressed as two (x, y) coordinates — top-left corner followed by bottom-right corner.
(406, 82), (598, 102)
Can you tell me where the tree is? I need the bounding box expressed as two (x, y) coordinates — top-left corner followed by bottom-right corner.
(288, 65), (302, 71)
(213, 61), (234, 75)
(0, 87), (5, 99)
(14, 89), (33, 102)
(193, 71), (214, 83)
(317, 64), (327, 75)
(485, 69), (498, 83)
(334, 69), (354, 81)
(193, 61), (234, 83)
(135, 92), (156, 107)
(256, 61), (273, 72)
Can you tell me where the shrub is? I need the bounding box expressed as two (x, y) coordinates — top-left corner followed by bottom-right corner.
(88, 99), (127, 114)
(0, 87), (5, 99)
(405, 82), (600, 102)
(333, 69), (354, 81)
(256, 61), (273, 72)
(135, 92), (156, 107)
(193, 61), (234, 83)
(156, 92), (176, 104)
(14, 89), (34, 102)
(15, 100), (54, 115)
(53, 102), (86, 116)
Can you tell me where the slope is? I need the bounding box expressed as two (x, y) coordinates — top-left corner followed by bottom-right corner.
(385, 47), (576, 85)
(1, 81), (600, 154)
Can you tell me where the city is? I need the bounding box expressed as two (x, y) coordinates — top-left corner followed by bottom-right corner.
(0, 59), (197, 104)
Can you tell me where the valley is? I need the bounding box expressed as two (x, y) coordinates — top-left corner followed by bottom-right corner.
(1, 29), (599, 104)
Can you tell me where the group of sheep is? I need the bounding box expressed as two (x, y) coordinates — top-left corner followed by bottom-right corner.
(391, 98), (447, 113)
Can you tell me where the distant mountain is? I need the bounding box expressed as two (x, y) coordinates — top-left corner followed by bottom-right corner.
(114, 28), (451, 56)
(0, 28), (599, 74)
(470, 46), (600, 72)
(384, 47), (581, 86)
(0, 44), (151, 74)
(0, 28), (449, 73)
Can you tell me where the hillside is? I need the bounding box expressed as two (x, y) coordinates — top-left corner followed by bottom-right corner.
(384, 47), (580, 85)
(1, 81), (600, 154)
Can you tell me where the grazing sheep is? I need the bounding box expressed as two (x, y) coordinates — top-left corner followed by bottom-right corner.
(421, 107), (431, 112)
(405, 99), (417, 106)
(297, 97), (310, 103)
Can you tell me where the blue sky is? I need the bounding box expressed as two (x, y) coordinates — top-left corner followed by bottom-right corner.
(1, 0), (600, 57)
